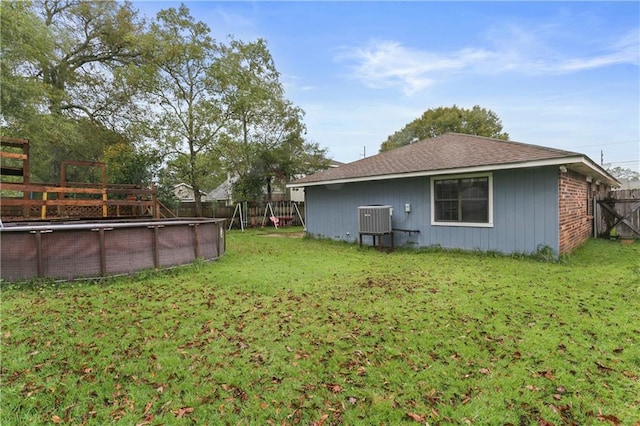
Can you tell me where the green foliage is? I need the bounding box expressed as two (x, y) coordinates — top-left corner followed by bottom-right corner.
(0, 1), (51, 126)
(214, 38), (327, 203)
(103, 141), (161, 186)
(1, 0), (149, 183)
(380, 105), (509, 152)
(36, 0), (144, 118)
(141, 5), (230, 215)
(1, 2), (326, 211)
(607, 166), (640, 181)
(232, 170), (265, 202)
(2, 234), (638, 424)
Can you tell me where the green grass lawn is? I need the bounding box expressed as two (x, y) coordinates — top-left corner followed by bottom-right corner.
(2, 228), (639, 425)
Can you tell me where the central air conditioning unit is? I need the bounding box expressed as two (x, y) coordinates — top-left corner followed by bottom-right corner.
(358, 205), (392, 234)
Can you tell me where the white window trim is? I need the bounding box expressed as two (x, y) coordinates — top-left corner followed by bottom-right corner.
(430, 172), (494, 228)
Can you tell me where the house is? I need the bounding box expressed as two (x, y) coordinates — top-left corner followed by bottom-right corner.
(288, 133), (619, 256)
(205, 175), (234, 206)
(615, 178), (640, 190)
(288, 160), (344, 202)
(203, 174), (288, 205)
(173, 183), (207, 202)
(206, 161), (344, 205)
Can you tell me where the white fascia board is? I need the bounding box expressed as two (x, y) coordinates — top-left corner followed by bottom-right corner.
(575, 157), (621, 187)
(287, 157), (587, 188)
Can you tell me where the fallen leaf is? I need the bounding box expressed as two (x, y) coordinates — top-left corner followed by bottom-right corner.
(326, 383), (343, 394)
(479, 368), (491, 375)
(143, 399), (154, 416)
(595, 361), (615, 372)
(312, 413), (329, 426)
(52, 415), (62, 423)
(406, 412), (426, 422)
(542, 371), (555, 380)
(173, 407), (194, 419)
(597, 413), (621, 425)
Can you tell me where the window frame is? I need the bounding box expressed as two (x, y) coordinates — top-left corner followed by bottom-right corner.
(430, 172), (494, 227)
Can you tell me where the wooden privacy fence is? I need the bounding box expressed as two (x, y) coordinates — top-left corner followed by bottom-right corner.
(595, 189), (640, 239)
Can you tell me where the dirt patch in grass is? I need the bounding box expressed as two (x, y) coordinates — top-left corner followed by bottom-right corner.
(263, 231), (305, 238)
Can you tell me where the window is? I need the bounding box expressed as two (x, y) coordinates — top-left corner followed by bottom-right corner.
(431, 174), (493, 227)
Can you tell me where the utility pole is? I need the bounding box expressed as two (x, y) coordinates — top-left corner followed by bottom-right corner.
(600, 150), (603, 165)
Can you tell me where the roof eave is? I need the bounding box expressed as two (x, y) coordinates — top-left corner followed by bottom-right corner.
(287, 156), (620, 188)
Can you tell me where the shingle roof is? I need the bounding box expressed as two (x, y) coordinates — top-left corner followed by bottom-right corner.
(290, 133), (618, 187)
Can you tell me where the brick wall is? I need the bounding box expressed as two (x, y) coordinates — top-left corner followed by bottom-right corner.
(558, 169), (597, 254)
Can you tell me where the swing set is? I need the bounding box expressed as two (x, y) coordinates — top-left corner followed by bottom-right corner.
(228, 201), (305, 231)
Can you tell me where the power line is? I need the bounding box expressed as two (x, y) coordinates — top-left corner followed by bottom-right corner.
(566, 140), (639, 149)
(608, 160), (640, 165)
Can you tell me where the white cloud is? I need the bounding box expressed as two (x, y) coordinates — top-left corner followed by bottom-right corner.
(338, 41), (489, 95)
(338, 27), (639, 95)
(553, 28), (640, 72)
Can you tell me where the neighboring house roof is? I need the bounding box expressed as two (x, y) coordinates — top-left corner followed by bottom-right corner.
(173, 183), (206, 201)
(615, 178), (640, 190)
(205, 178), (234, 201)
(289, 133), (619, 187)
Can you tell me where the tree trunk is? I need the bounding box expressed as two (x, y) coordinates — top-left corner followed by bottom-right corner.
(266, 176), (272, 202)
(190, 174), (203, 217)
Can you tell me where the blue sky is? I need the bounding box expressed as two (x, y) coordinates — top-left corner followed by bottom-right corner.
(134, 1), (640, 173)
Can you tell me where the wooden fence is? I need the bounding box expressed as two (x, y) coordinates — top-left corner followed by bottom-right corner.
(596, 189), (640, 239)
(1, 181), (160, 221)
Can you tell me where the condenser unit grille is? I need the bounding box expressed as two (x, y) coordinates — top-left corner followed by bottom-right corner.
(358, 205), (392, 234)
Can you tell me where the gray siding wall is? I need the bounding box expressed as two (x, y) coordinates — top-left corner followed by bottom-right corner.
(305, 166), (559, 255)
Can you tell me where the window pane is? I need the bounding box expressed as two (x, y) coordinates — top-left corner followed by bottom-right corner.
(435, 180), (458, 200)
(461, 200), (488, 222)
(435, 200), (458, 221)
(460, 178), (488, 199)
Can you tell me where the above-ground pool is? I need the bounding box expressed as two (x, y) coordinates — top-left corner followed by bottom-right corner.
(1, 218), (225, 282)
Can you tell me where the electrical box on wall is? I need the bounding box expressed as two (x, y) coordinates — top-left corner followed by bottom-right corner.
(405, 203), (411, 213)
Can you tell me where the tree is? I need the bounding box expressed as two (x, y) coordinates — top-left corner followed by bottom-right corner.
(35, 0), (143, 118)
(142, 5), (231, 216)
(607, 166), (640, 181)
(0, 1), (51, 127)
(215, 38), (328, 203)
(380, 105), (509, 152)
(1, 0), (146, 182)
(102, 141), (161, 186)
